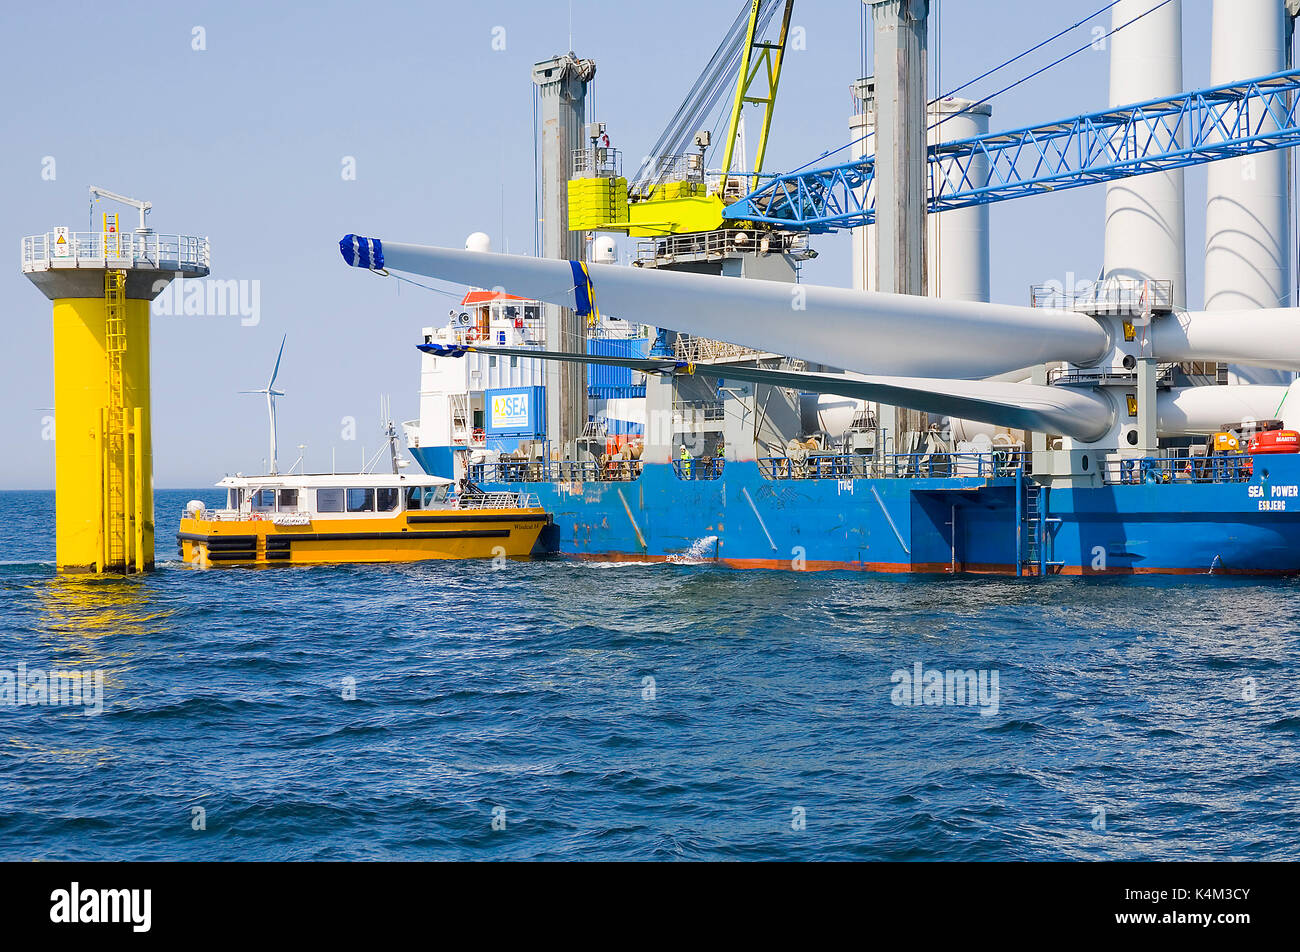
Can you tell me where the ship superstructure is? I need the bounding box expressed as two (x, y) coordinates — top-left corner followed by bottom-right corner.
(404, 239), (651, 483)
(343, 0), (1300, 575)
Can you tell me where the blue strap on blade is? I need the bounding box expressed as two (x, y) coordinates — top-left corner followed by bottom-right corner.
(570, 259), (599, 322)
(339, 234), (384, 270)
(418, 343), (470, 356)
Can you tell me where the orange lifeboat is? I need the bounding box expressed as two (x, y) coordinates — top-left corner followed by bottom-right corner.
(1248, 430), (1300, 455)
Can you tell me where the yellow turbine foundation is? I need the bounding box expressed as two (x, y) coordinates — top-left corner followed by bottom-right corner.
(52, 289), (153, 573)
(22, 224), (208, 575)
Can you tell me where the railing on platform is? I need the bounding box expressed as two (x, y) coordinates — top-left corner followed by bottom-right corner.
(672, 400), (726, 424)
(22, 232), (210, 272)
(1031, 277), (1174, 314)
(1103, 455), (1253, 485)
(634, 228), (813, 267)
(673, 335), (766, 363)
(758, 451), (1029, 480)
(572, 146), (622, 178)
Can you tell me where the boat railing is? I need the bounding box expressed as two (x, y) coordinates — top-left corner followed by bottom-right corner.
(469, 460), (644, 483)
(673, 457), (725, 480)
(180, 507), (314, 524)
(457, 491), (540, 510)
(1102, 454), (1253, 485)
(758, 451), (1029, 480)
(181, 507), (242, 522)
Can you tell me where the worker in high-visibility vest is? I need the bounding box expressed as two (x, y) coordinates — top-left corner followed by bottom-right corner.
(680, 444), (692, 478)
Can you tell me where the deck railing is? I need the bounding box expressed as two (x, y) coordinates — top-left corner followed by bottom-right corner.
(470, 460), (645, 483)
(1103, 455), (1253, 485)
(758, 451), (1029, 480)
(673, 457), (725, 480)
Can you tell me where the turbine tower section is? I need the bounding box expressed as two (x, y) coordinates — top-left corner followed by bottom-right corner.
(1204, 0), (1295, 385)
(22, 208), (209, 574)
(1103, 0), (1187, 308)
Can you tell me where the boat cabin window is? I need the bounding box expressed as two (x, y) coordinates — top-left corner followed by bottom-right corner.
(377, 488), (399, 512)
(228, 488), (242, 509)
(404, 485), (448, 509)
(251, 489), (276, 510)
(317, 488), (345, 512)
(346, 488), (375, 512)
(278, 489), (298, 511)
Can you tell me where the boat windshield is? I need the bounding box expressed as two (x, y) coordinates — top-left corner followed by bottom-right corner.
(405, 485), (449, 509)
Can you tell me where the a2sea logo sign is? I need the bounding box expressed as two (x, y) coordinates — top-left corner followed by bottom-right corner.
(50, 883), (151, 933)
(491, 393), (532, 430)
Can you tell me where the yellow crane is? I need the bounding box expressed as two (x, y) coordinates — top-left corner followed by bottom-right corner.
(567, 0), (795, 237)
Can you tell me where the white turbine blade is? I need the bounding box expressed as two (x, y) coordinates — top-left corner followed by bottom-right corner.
(344, 238), (1110, 379)
(679, 363), (1115, 443)
(1155, 309), (1300, 373)
(417, 340), (1115, 441)
(269, 334), (287, 389)
(1156, 383), (1293, 436)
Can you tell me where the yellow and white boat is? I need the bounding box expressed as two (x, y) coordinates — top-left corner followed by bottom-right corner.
(178, 473), (549, 567)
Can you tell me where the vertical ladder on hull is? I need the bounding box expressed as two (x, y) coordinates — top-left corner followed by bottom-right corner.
(1024, 483), (1043, 575)
(1018, 475), (1064, 576)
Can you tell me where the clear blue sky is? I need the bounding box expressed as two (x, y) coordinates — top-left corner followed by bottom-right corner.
(1, 0), (1222, 488)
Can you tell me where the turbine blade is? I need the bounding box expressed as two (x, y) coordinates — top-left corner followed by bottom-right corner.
(1155, 310), (1300, 373)
(417, 341), (1115, 441)
(347, 238), (1110, 379)
(269, 334), (287, 389)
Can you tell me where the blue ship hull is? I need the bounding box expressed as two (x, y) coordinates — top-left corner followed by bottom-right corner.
(409, 448), (1300, 575)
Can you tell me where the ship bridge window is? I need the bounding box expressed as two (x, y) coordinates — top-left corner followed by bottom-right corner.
(346, 488), (375, 512)
(251, 489), (276, 510)
(377, 487), (399, 512)
(278, 489), (298, 510)
(317, 488), (345, 512)
(228, 488), (242, 509)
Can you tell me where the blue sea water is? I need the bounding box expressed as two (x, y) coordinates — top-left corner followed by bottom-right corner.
(0, 488), (1297, 861)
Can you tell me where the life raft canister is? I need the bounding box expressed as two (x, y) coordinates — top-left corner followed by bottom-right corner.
(1248, 430), (1300, 455)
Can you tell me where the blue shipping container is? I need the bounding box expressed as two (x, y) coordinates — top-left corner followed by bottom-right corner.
(484, 386), (546, 437)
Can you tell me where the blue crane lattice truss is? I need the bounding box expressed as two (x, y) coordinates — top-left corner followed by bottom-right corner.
(723, 68), (1300, 233)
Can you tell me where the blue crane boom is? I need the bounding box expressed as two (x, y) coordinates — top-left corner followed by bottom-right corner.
(722, 67), (1300, 233)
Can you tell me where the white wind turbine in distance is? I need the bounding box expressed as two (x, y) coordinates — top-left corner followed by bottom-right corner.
(241, 335), (286, 475)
